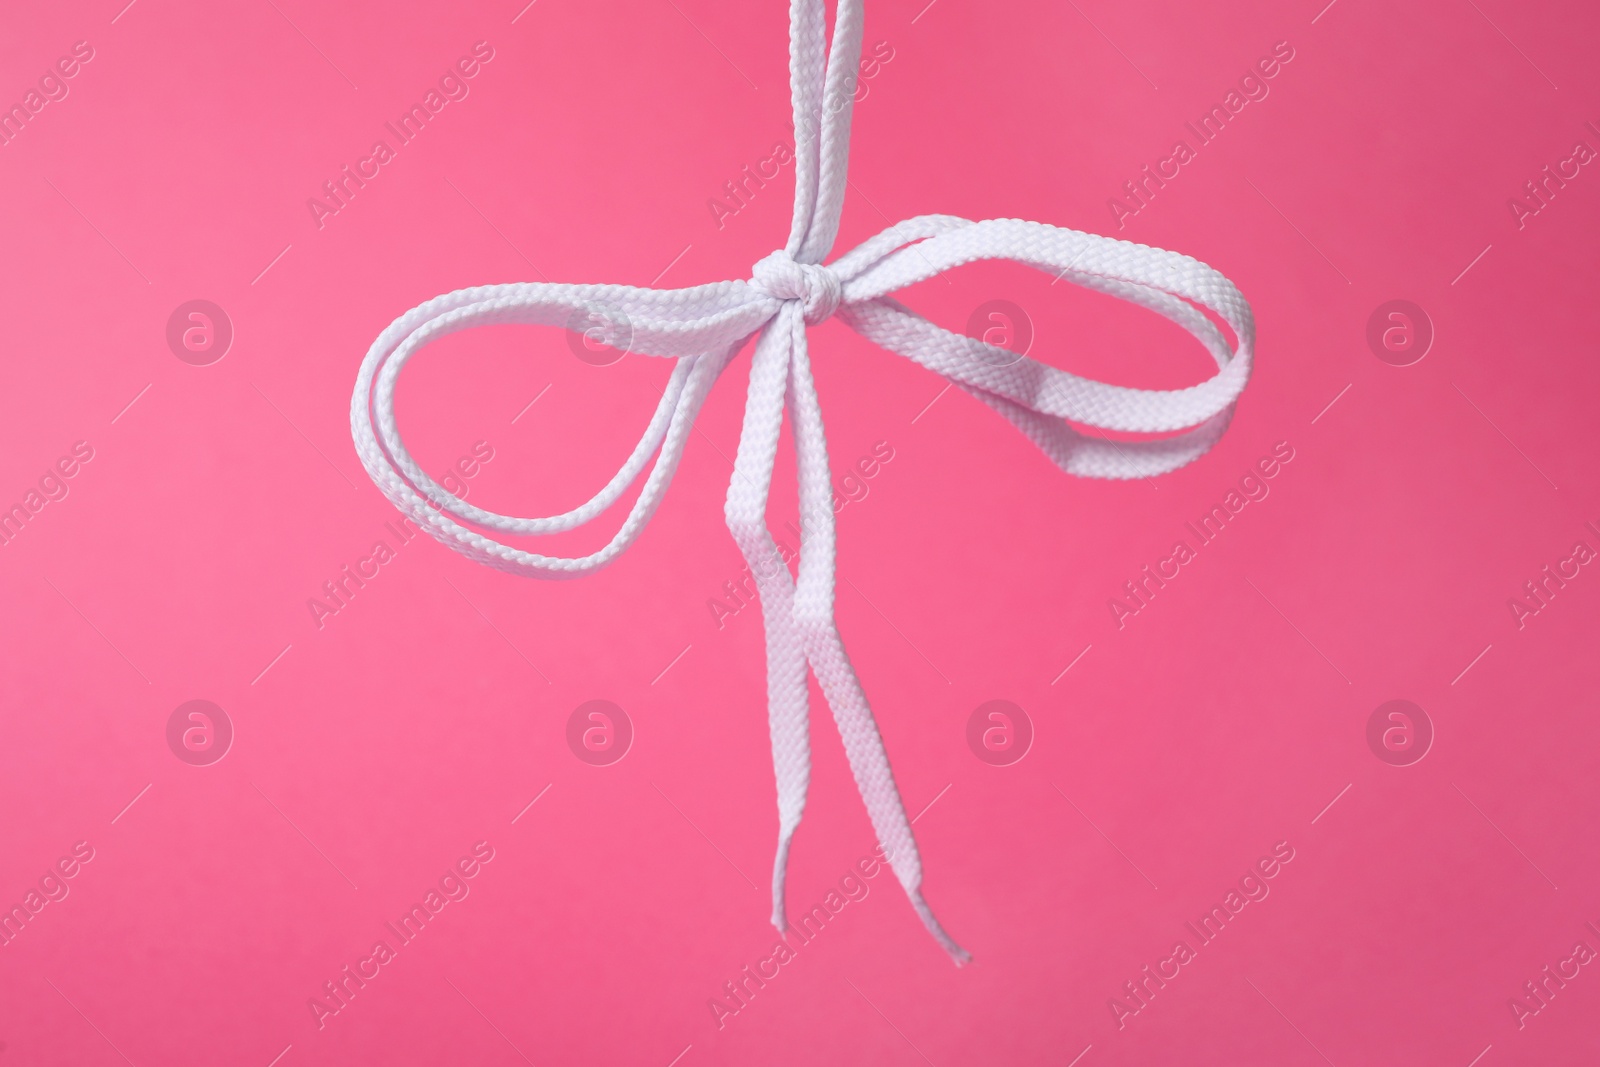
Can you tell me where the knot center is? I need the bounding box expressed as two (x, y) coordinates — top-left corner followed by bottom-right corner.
(751, 250), (842, 325)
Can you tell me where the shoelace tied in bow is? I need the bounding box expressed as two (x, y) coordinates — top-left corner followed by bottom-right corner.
(351, 0), (1254, 965)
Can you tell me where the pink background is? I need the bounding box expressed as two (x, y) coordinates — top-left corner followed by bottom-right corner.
(1, 0), (1598, 1063)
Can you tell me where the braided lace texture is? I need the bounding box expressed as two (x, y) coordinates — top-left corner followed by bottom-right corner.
(351, 0), (1254, 965)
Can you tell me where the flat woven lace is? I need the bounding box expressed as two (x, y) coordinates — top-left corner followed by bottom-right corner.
(350, 0), (1254, 964)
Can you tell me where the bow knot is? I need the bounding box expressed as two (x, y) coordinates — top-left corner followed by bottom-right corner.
(751, 249), (842, 325)
(352, 0), (1254, 968)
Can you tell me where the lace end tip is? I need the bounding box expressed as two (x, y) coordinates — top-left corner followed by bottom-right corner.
(909, 886), (970, 966)
(772, 831), (797, 935)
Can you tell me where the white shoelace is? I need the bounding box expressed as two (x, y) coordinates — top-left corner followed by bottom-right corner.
(350, 0), (1253, 965)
